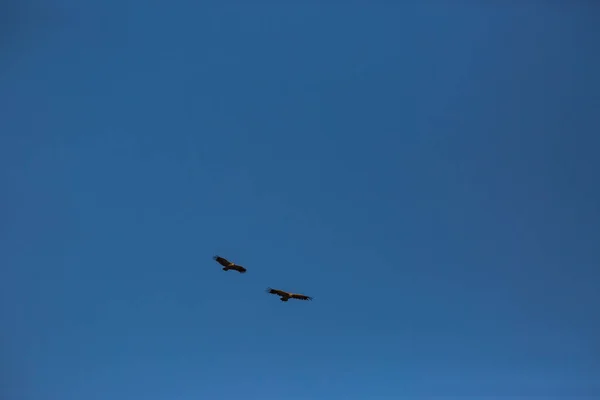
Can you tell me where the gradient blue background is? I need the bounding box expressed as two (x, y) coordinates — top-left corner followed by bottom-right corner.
(1, 2), (599, 399)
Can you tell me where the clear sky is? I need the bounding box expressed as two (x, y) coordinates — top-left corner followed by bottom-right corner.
(1, 2), (599, 399)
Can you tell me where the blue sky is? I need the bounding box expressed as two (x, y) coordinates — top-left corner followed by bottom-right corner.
(1, 2), (599, 399)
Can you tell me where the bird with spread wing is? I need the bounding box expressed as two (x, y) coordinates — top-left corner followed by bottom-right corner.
(266, 287), (313, 302)
(213, 255), (247, 273)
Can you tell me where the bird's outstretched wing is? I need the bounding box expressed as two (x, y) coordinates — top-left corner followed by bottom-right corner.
(213, 255), (233, 267)
(231, 264), (247, 273)
(266, 287), (290, 297)
(290, 293), (313, 301)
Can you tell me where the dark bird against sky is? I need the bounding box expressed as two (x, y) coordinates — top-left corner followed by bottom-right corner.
(266, 287), (313, 302)
(213, 255), (247, 273)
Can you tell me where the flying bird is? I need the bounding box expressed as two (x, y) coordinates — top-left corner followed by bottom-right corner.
(266, 287), (313, 302)
(213, 255), (247, 273)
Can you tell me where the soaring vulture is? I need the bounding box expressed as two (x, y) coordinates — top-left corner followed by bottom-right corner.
(266, 287), (313, 302)
(213, 255), (247, 273)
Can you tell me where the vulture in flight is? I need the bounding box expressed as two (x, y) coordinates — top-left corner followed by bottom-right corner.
(266, 287), (313, 302)
(213, 255), (247, 273)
